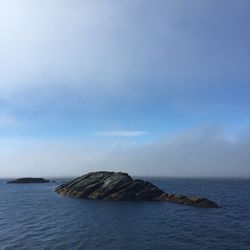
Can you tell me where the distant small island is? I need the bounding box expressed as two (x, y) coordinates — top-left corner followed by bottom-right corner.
(55, 171), (219, 208)
(7, 178), (50, 184)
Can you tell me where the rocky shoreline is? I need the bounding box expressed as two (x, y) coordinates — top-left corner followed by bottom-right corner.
(55, 171), (218, 208)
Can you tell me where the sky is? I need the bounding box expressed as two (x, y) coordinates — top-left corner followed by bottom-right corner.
(0, 0), (250, 177)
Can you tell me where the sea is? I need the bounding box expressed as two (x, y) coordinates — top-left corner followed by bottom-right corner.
(0, 177), (249, 250)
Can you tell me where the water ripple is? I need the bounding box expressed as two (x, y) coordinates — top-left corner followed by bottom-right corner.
(0, 179), (250, 249)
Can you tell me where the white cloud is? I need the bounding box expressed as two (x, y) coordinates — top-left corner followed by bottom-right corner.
(0, 126), (250, 178)
(0, 138), (112, 178)
(105, 125), (250, 177)
(0, 0), (248, 113)
(93, 130), (149, 137)
(0, 1), (249, 178)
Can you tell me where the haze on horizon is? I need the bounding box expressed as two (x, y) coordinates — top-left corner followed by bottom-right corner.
(0, 0), (250, 178)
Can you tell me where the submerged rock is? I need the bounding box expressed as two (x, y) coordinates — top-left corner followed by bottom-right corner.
(55, 171), (218, 208)
(7, 178), (50, 184)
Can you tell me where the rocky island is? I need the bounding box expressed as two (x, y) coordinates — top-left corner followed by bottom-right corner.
(55, 171), (218, 208)
(7, 177), (50, 184)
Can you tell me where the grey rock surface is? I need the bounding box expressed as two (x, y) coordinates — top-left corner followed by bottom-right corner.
(55, 171), (218, 208)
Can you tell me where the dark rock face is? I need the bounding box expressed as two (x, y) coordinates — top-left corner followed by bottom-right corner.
(7, 178), (50, 184)
(55, 171), (218, 208)
(162, 193), (219, 208)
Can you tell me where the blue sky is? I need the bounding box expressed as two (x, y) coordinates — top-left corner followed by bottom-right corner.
(0, 0), (249, 177)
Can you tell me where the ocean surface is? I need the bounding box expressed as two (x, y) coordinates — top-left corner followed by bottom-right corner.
(0, 177), (250, 250)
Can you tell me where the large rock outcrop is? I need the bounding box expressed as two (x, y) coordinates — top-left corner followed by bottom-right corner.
(55, 171), (218, 208)
(7, 178), (50, 184)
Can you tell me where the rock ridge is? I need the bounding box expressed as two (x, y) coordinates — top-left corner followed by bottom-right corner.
(55, 171), (218, 208)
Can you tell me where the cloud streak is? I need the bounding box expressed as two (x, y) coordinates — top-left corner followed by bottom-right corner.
(93, 130), (149, 137)
(1, 126), (250, 178)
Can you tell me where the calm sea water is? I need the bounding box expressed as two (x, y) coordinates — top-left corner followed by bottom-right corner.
(0, 177), (250, 250)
